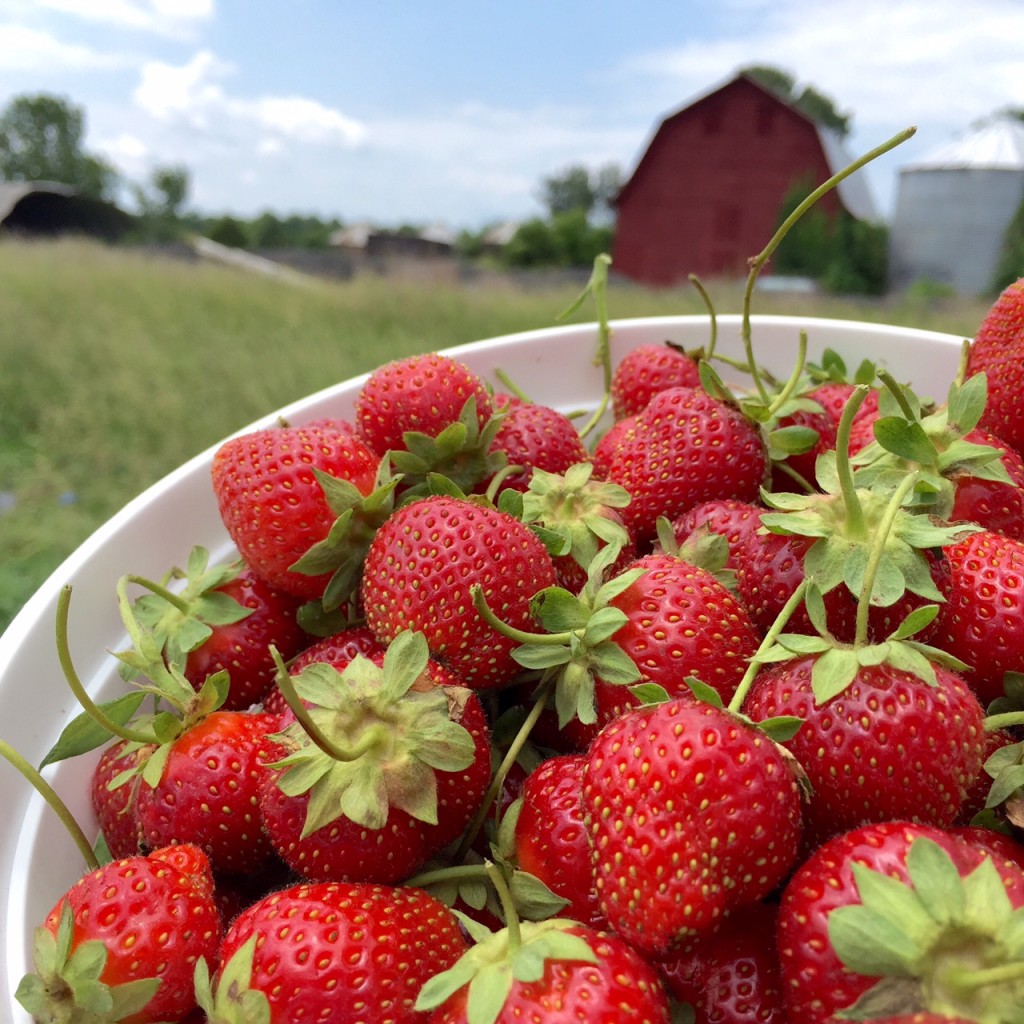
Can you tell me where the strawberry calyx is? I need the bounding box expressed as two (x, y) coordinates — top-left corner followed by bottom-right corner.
(415, 861), (599, 1024)
(852, 370), (1015, 520)
(289, 462), (403, 611)
(266, 630), (478, 834)
(16, 902), (161, 1024)
(123, 545), (252, 672)
(828, 836), (1024, 1022)
(194, 935), (269, 1024)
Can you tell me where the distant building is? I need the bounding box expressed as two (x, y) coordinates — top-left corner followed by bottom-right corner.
(611, 72), (878, 286)
(0, 181), (134, 240)
(329, 221), (455, 259)
(888, 117), (1024, 295)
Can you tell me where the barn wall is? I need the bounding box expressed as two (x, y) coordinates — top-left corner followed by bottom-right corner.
(612, 77), (843, 286)
(888, 167), (1024, 295)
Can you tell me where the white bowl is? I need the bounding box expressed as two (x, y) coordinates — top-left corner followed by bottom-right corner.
(0, 314), (966, 1014)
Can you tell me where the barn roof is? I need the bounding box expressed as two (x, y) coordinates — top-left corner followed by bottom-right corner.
(0, 180), (134, 239)
(902, 116), (1024, 172)
(618, 71), (880, 222)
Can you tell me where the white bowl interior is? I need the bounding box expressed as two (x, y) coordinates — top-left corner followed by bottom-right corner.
(0, 314), (967, 1013)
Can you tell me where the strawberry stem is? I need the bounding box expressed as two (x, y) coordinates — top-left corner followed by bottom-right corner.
(728, 578), (811, 714)
(834, 385), (870, 539)
(944, 959), (1024, 992)
(0, 738), (99, 872)
(55, 585), (159, 746)
(122, 573), (192, 616)
(486, 860), (521, 952)
(876, 368), (920, 422)
(764, 330), (809, 419)
(984, 711), (1024, 732)
(405, 862), (491, 889)
(687, 273), (719, 361)
(853, 472), (920, 648)
(471, 585), (577, 647)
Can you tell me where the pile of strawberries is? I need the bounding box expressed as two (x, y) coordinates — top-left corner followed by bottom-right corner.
(15, 275), (1024, 1024)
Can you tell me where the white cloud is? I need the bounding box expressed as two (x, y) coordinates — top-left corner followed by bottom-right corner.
(250, 96), (366, 146)
(0, 23), (132, 71)
(133, 49), (230, 122)
(28, 0), (212, 36)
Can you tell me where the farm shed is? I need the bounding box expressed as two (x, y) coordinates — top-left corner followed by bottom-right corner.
(611, 72), (878, 286)
(888, 117), (1024, 296)
(0, 181), (134, 240)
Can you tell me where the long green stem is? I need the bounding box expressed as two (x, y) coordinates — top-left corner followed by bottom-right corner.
(0, 738), (99, 872)
(740, 126), (917, 402)
(835, 385), (870, 539)
(853, 473), (919, 648)
(727, 578), (810, 714)
(56, 586), (158, 746)
(123, 573), (192, 616)
(486, 860), (521, 951)
(765, 331), (809, 418)
(471, 585), (576, 646)
(687, 273), (718, 360)
(405, 862), (491, 889)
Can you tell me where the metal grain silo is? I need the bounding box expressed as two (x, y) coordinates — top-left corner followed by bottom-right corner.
(888, 117), (1024, 295)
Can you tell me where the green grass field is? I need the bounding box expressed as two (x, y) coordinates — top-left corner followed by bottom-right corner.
(0, 237), (996, 635)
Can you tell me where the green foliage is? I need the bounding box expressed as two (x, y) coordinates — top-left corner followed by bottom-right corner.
(206, 215), (250, 248)
(772, 177), (888, 295)
(741, 64), (852, 138)
(539, 162), (621, 221)
(0, 92), (118, 198)
(992, 190), (1024, 294)
(503, 211), (614, 269)
(130, 165), (190, 243)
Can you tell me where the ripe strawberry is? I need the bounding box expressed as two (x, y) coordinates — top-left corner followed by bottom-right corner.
(967, 276), (1024, 457)
(259, 631), (492, 883)
(776, 821), (1024, 1023)
(198, 879), (469, 1023)
(211, 421), (380, 600)
(947, 428), (1024, 540)
(354, 351), (494, 456)
(91, 737), (148, 859)
(743, 654), (986, 847)
(591, 413), (637, 480)
(361, 495), (558, 689)
(485, 394), (589, 493)
(602, 385), (768, 546)
(582, 697), (803, 956)
(610, 341), (701, 420)
(808, 379), (881, 431)
(657, 900), (787, 1024)
(513, 753), (605, 929)
(17, 845), (221, 1024)
(932, 529), (1024, 707)
(133, 709), (280, 876)
(417, 919), (672, 1024)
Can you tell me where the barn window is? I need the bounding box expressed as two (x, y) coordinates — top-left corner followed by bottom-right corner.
(756, 102), (776, 135)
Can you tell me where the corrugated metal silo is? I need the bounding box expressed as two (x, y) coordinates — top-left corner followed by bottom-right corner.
(888, 117), (1024, 295)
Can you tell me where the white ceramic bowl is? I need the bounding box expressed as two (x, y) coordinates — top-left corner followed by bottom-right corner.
(0, 314), (966, 1015)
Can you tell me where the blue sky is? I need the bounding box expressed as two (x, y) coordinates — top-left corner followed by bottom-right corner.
(1, 0), (1022, 230)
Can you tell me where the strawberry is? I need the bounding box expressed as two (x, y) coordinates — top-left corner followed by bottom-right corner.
(743, 654), (986, 847)
(512, 753), (605, 929)
(259, 631), (492, 883)
(361, 495), (558, 689)
(657, 899), (787, 1024)
(591, 413), (636, 480)
(947, 428), (1024, 540)
(417, 918), (672, 1024)
(354, 351), (494, 456)
(197, 879), (469, 1023)
(610, 341), (701, 420)
(17, 844), (221, 1024)
(932, 529), (1024, 707)
(967, 276), (1024, 457)
(485, 394), (589, 494)
(211, 421), (381, 600)
(776, 821), (1024, 1023)
(582, 697), (803, 957)
(90, 737), (147, 859)
(602, 385), (769, 546)
(133, 708), (280, 876)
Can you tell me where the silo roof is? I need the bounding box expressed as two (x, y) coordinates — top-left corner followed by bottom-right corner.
(903, 117), (1024, 171)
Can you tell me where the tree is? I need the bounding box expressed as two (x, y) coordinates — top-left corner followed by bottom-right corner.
(0, 93), (117, 198)
(741, 65), (852, 138)
(540, 162), (622, 220)
(132, 165), (190, 241)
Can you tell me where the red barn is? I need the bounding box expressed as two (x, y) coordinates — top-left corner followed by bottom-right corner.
(612, 72), (878, 286)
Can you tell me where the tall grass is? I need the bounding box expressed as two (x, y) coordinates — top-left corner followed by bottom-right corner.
(0, 238), (994, 633)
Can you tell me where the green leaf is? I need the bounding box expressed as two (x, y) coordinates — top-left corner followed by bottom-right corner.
(889, 604), (940, 641)
(905, 838), (966, 925)
(510, 871), (570, 921)
(467, 967), (514, 1024)
(582, 606), (628, 645)
(684, 675), (723, 708)
(811, 648), (860, 703)
(531, 588), (590, 632)
(379, 629), (430, 702)
(512, 645), (572, 670)
(828, 903), (921, 978)
(946, 371), (988, 433)
(755, 715), (804, 742)
(871, 417), (936, 465)
(39, 692), (148, 768)
(590, 642), (641, 685)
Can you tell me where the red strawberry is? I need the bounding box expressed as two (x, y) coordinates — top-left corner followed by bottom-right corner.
(198, 879), (469, 1023)
(967, 276), (1024, 457)
(603, 385), (768, 546)
(743, 654), (986, 847)
(361, 495), (558, 689)
(486, 394), (589, 493)
(591, 413), (637, 480)
(17, 845), (221, 1024)
(808, 379), (881, 431)
(948, 429), (1024, 540)
(513, 753), (605, 929)
(932, 529), (1024, 707)
(90, 737), (148, 860)
(133, 709), (280, 876)
(582, 698), (803, 956)
(417, 919), (672, 1023)
(657, 900), (787, 1024)
(610, 341), (702, 420)
(777, 821), (1024, 1023)
(259, 631), (492, 883)
(354, 351), (493, 456)
(211, 422), (380, 600)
